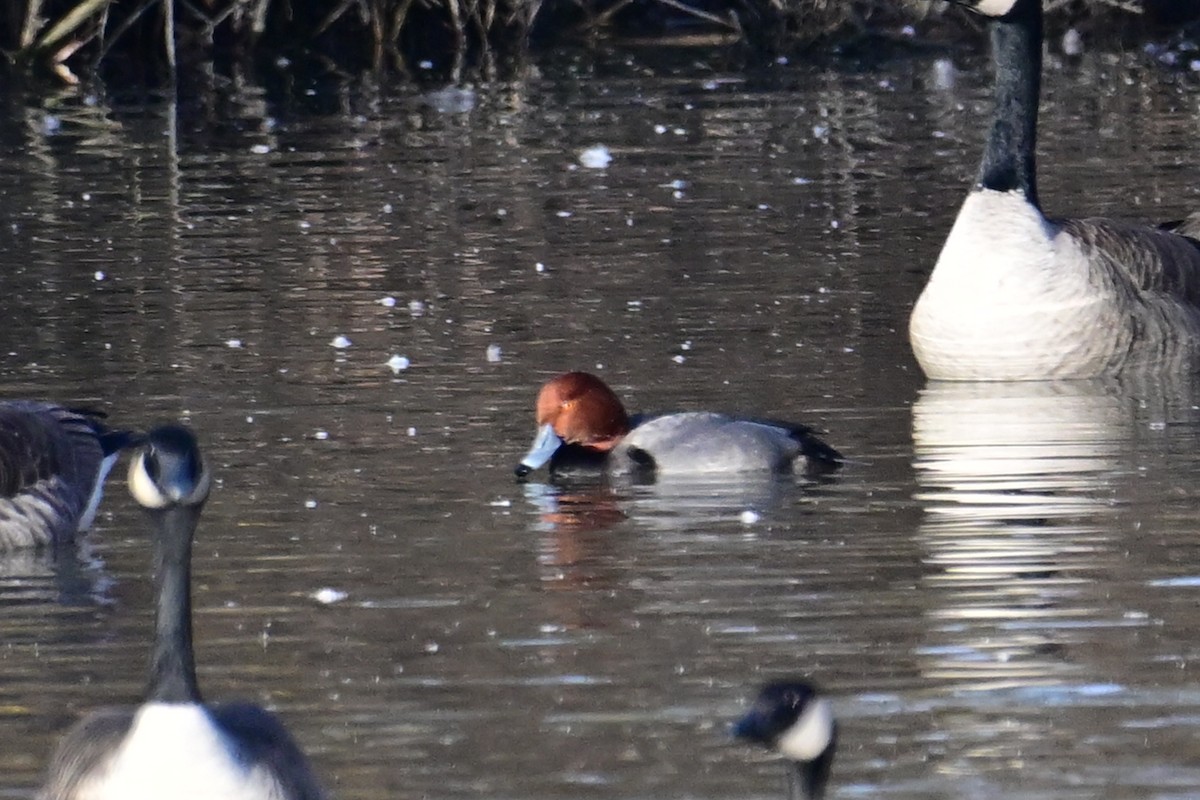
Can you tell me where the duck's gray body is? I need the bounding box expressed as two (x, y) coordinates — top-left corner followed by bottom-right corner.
(908, 0), (1200, 381)
(0, 403), (125, 549)
(608, 413), (826, 475)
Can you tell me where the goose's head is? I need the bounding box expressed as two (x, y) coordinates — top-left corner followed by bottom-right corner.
(735, 681), (837, 800)
(128, 425), (211, 510)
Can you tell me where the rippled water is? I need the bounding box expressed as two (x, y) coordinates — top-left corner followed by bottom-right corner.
(1, 43), (1200, 800)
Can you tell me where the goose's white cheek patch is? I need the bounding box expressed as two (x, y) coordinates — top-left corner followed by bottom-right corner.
(777, 698), (834, 762)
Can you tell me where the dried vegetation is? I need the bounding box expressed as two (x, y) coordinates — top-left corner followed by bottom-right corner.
(0, 0), (1185, 84)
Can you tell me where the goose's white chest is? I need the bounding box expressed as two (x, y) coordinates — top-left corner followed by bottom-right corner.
(910, 189), (1124, 379)
(75, 704), (280, 800)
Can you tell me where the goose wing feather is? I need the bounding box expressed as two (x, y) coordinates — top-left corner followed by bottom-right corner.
(211, 702), (328, 800)
(1060, 217), (1200, 305)
(1158, 211), (1200, 240)
(0, 404), (104, 500)
(37, 708), (135, 800)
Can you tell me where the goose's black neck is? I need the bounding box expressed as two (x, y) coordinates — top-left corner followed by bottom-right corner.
(147, 504), (202, 704)
(785, 737), (836, 800)
(976, 0), (1042, 207)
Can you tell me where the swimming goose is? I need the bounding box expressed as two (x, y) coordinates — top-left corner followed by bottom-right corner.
(908, 0), (1200, 380)
(0, 402), (134, 549)
(735, 680), (837, 800)
(39, 424), (327, 800)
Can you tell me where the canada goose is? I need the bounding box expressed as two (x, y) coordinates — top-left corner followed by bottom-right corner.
(734, 680), (837, 800)
(39, 424), (327, 800)
(908, 0), (1200, 380)
(0, 402), (134, 549)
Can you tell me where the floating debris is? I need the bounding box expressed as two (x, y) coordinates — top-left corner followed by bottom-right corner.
(1062, 28), (1084, 57)
(486, 344), (503, 363)
(740, 510), (762, 525)
(225, 339), (243, 348)
(424, 86), (477, 114)
(387, 354), (411, 374)
(379, 296), (397, 307)
(331, 335), (352, 349)
(579, 144), (612, 169)
(250, 143), (271, 155)
(932, 58), (957, 91)
(312, 588), (348, 605)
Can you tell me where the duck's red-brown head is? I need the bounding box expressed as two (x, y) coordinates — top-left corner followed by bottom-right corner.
(517, 372), (631, 477)
(535, 372), (630, 450)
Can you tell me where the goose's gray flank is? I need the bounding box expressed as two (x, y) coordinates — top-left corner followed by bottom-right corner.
(908, 0), (1200, 380)
(38, 424), (327, 800)
(0, 403), (135, 549)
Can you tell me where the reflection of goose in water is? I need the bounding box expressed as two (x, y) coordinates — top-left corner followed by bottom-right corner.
(0, 543), (113, 608)
(910, 378), (1200, 790)
(912, 380), (1130, 689)
(911, 380), (1142, 782)
(914, 380), (1123, 524)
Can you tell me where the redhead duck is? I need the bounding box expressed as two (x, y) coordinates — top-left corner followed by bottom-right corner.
(514, 372), (841, 479)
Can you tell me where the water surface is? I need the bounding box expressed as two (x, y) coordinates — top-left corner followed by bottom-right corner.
(1, 45), (1200, 800)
